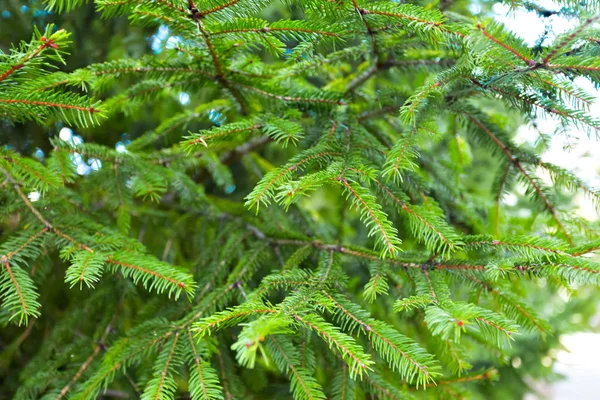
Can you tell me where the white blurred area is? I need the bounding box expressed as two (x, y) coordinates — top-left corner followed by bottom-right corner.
(492, 2), (600, 398)
(553, 333), (600, 399)
(494, 0), (600, 220)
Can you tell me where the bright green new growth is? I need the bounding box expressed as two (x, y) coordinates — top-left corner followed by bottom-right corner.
(2, 0), (600, 398)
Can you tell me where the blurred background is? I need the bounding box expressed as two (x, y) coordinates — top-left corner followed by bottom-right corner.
(1, 0), (600, 398)
(496, 2), (600, 398)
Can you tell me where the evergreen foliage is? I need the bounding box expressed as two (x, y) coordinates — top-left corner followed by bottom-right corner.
(2, 0), (600, 398)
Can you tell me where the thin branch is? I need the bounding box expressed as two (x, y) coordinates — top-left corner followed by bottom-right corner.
(154, 330), (181, 400)
(543, 16), (600, 64)
(339, 177), (397, 255)
(196, 0), (242, 18)
(194, 17), (248, 114)
(0, 98), (99, 114)
(0, 38), (57, 84)
(1, 257), (28, 316)
(495, 164), (511, 237)
(462, 113), (574, 245)
(56, 324), (113, 400)
(3, 227), (48, 260)
(269, 336), (314, 399)
(2, 168), (94, 252)
(234, 83), (345, 105)
(321, 290), (433, 380)
(476, 23), (531, 65)
(106, 257), (190, 290)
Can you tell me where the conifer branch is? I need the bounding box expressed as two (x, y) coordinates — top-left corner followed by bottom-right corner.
(194, 18), (247, 114)
(338, 177), (401, 257)
(476, 22), (532, 64)
(321, 291), (438, 386)
(482, 82), (600, 135)
(5, 2), (600, 397)
(56, 324), (113, 400)
(0, 98), (99, 114)
(571, 240), (600, 257)
(268, 335), (326, 400)
(352, 0), (379, 56)
(145, 329), (181, 400)
(292, 313), (372, 379)
(0, 38), (57, 84)
(495, 164), (511, 236)
(195, 0), (242, 18)
(234, 83), (346, 105)
(1, 257), (29, 322)
(542, 16), (600, 64)
(106, 256), (194, 297)
(215, 348), (232, 400)
(3, 227), (48, 260)
(186, 328), (209, 400)
(459, 273), (551, 334)
(462, 113), (573, 245)
(367, 175), (461, 257)
(418, 368), (497, 388)
(2, 167), (94, 252)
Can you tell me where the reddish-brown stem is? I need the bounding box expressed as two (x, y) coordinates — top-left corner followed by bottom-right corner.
(154, 330), (180, 400)
(269, 336), (314, 399)
(106, 258), (188, 290)
(463, 113), (573, 245)
(56, 324), (113, 400)
(1, 256), (28, 316)
(0, 40), (55, 84)
(186, 328), (210, 400)
(212, 26), (340, 37)
(339, 177), (396, 255)
(0, 98), (99, 114)
(234, 83), (345, 105)
(4, 227), (48, 260)
(197, 0), (242, 17)
(477, 23), (531, 64)
(543, 16), (600, 64)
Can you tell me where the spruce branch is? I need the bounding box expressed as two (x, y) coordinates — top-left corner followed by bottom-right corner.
(458, 273), (552, 335)
(194, 17), (248, 114)
(542, 16), (600, 64)
(186, 327), (224, 400)
(141, 329), (182, 400)
(416, 368), (497, 389)
(0, 36), (59, 84)
(5, 1), (600, 397)
(494, 163), (511, 236)
(476, 22), (532, 65)
(268, 335), (327, 400)
(461, 112), (574, 245)
(323, 291), (440, 387)
(292, 313), (373, 379)
(1, 167), (94, 252)
(106, 254), (195, 298)
(338, 177), (402, 257)
(0, 256), (41, 325)
(56, 324), (114, 400)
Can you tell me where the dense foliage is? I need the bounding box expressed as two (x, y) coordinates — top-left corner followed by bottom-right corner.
(2, 0), (600, 398)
